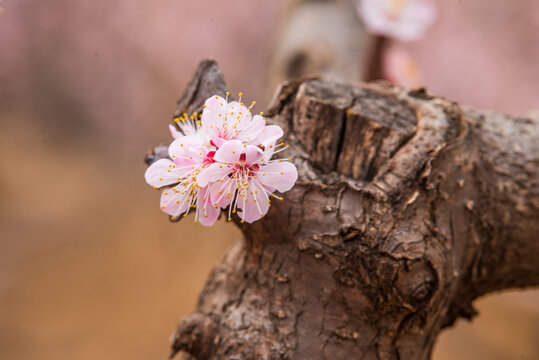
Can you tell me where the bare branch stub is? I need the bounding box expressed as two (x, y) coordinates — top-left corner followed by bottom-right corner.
(149, 60), (539, 360)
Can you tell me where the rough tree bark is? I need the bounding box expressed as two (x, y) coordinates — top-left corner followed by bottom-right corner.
(145, 60), (539, 359)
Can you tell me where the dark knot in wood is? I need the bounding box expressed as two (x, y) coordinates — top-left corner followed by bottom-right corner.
(169, 313), (218, 359)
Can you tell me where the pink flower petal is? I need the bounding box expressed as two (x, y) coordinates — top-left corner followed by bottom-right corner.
(160, 184), (191, 217)
(168, 136), (202, 159)
(169, 124), (183, 139)
(208, 179), (236, 208)
(145, 159), (185, 188)
(238, 114), (266, 142)
(244, 145), (264, 165)
(197, 163), (232, 187)
(196, 186), (222, 226)
(258, 162), (298, 192)
(197, 203), (221, 226)
(257, 125), (283, 146)
(237, 180), (270, 223)
(213, 139), (244, 163)
(172, 143), (209, 171)
(201, 95), (226, 136)
(210, 136), (227, 148)
(225, 101), (252, 124)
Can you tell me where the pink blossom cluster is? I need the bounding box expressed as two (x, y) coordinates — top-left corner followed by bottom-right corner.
(145, 93), (298, 226)
(357, 0), (437, 42)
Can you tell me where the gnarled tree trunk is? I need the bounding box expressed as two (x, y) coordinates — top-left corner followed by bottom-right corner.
(147, 60), (539, 360)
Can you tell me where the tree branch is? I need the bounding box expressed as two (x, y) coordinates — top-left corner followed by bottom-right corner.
(153, 60), (538, 360)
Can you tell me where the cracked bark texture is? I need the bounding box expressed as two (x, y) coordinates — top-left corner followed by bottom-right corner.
(148, 60), (539, 360)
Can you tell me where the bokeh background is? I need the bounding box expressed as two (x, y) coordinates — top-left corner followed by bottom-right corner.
(0, 0), (538, 359)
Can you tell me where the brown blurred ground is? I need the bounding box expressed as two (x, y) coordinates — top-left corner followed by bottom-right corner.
(0, 0), (537, 359)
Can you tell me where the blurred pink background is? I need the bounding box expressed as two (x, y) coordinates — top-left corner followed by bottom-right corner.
(0, 0), (537, 359)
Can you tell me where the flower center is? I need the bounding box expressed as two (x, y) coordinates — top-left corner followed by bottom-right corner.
(203, 151), (216, 166)
(233, 153), (260, 178)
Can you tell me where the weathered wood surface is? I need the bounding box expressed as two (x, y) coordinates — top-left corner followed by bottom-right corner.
(150, 60), (539, 360)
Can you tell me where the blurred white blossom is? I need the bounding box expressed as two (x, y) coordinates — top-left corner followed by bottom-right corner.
(357, 0), (437, 41)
